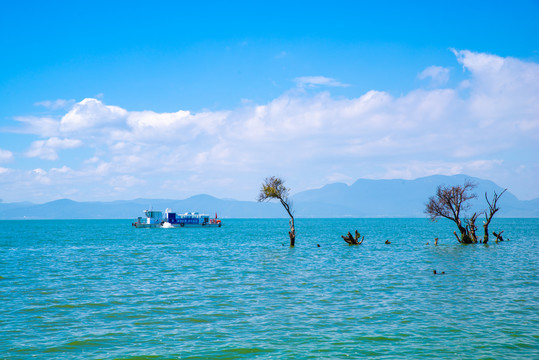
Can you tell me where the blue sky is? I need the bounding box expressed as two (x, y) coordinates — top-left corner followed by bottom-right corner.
(1, 1), (538, 203)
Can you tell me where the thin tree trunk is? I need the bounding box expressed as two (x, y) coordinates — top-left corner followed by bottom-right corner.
(280, 198), (295, 247)
(483, 224), (489, 244)
(456, 224), (473, 243)
(289, 217), (295, 247)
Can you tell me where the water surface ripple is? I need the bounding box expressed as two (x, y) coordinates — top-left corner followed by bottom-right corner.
(0, 218), (537, 359)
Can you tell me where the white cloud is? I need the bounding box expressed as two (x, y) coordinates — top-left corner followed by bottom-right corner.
(418, 65), (450, 86)
(125, 109), (228, 142)
(295, 76), (349, 88)
(1, 50), (538, 202)
(30, 168), (51, 185)
(32, 168), (46, 175)
(13, 116), (60, 137)
(109, 175), (146, 192)
(0, 167), (12, 175)
(84, 156), (100, 164)
(378, 159), (505, 180)
(50, 165), (73, 174)
(34, 99), (75, 110)
(60, 98), (127, 132)
(453, 49), (539, 137)
(452, 49), (504, 74)
(0, 149), (13, 163)
(26, 137), (82, 160)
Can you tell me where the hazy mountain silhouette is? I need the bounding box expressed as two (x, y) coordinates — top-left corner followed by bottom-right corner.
(0, 175), (537, 219)
(293, 174), (539, 218)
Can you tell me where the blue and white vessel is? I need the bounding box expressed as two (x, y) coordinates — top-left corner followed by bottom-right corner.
(132, 208), (222, 228)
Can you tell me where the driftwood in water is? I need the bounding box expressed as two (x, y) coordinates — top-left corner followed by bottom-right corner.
(493, 231), (507, 243)
(341, 230), (364, 245)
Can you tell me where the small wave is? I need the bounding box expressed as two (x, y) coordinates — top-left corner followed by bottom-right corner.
(44, 338), (105, 352)
(223, 347), (275, 355)
(179, 317), (210, 323)
(354, 336), (403, 342)
(48, 302), (109, 310)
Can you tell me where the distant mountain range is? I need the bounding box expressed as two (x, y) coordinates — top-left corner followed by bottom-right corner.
(292, 174), (539, 218)
(0, 175), (537, 219)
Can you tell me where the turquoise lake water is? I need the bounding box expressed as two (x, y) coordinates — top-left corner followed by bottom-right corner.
(0, 218), (537, 359)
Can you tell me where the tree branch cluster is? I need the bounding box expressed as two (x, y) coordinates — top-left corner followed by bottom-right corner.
(425, 181), (507, 244)
(341, 230), (364, 245)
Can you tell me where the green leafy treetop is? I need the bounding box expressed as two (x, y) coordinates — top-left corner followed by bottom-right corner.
(258, 176), (295, 247)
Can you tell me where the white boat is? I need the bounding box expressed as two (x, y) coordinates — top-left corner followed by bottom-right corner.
(132, 208), (222, 228)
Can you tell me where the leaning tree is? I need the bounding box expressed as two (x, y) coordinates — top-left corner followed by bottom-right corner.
(258, 176), (296, 247)
(425, 180), (507, 244)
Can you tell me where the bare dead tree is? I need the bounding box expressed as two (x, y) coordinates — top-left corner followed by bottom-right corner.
(483, 189), (507, 244)
(258, 176), (296, 247)
(425, 180), (477, 243)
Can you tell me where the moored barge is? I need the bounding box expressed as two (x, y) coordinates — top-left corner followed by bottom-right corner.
(133, 208), (222, 228)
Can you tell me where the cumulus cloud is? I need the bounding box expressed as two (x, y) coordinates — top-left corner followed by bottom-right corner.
(26, 137), (82, 160)
(125, 109), (229, 142)
(60, 98), (127, 132)
(1, 49), (538, 202)
(295, 76), (349, 88)
(452, 49), (539, 136)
